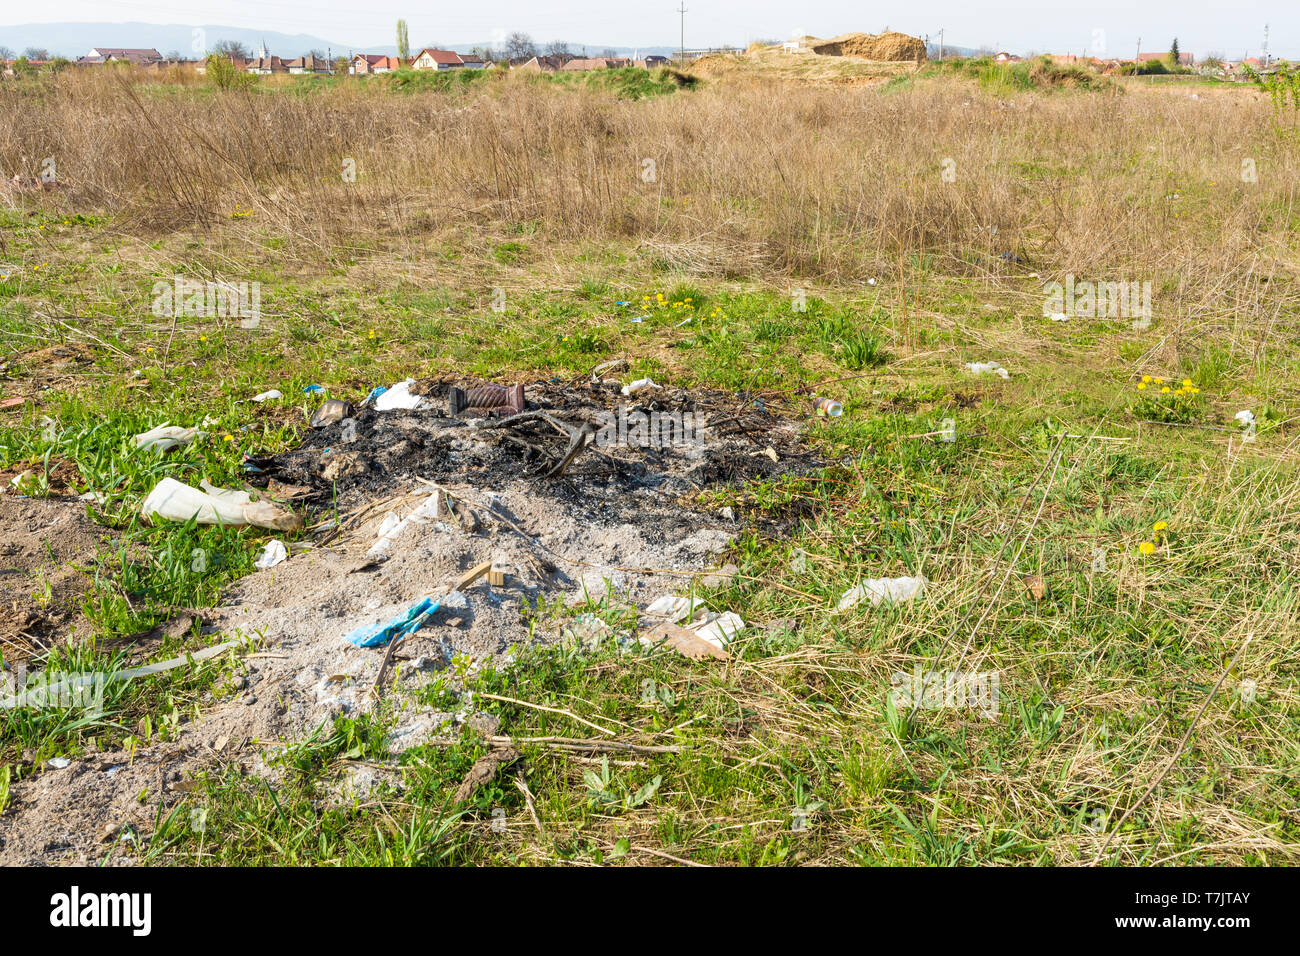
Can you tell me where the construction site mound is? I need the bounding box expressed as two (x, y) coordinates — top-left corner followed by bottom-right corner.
(811, 32), (927, 62)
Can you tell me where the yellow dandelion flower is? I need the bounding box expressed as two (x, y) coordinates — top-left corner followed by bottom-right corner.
(1137, 382), (1147, 390)
(1161, 386), (1171, 394)
(1142, 375), (1152, 383)
(1154, 377), (1164, 384)
(222, 434), (234, 442)
(1181, 379), (1193, 388)
(1174, 389), (1185, 397)
(1138, 541), (1155, 555)
(1153, 521), (1168, 532)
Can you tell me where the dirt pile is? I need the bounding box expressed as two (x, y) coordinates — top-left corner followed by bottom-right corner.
(811, 32), (927, 62)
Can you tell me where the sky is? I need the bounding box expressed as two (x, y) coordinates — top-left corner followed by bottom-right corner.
(0, 0), (1293, 58)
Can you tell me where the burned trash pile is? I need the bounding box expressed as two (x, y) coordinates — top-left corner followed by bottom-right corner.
(195, 374), (824, 750)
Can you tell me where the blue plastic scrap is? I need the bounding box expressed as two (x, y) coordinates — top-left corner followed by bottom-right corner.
(359, 385), (388, 408)
(303, 384), (326, 395)
(344, 597), (441, 648)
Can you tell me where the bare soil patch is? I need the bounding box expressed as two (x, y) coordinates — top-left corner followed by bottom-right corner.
(0, 496), (106, 662)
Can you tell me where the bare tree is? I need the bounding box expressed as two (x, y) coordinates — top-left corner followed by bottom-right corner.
(0, 46), (15, 60)
(22, 47), (50, 60)
(504, 32), (537, 60)
(544, 40), (570, 57)
(601, 48), (618, 59)
(212, 39), (250, 59)
(308, 49), (326, 60)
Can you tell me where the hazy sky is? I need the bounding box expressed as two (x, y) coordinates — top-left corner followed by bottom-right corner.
(0, 0), (1293, 57)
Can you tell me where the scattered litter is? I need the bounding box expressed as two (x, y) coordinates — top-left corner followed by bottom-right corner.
(1047, 312), (1069, 322)
(688, 611), (745, 651)
(674, 317), (693, 327)
(374, 379), (425, 412)
(621, 378), (662, 398)
(134, 423), (202, 452)
(344, 596), (440, 648)
(1234, 410), (1255, 426)
(448, 383), (525, 416)
(1022, 573), (1048, 601)
(592, 359), (629, 381)
(78, 491), (108, 505)
(251, 389), (282, 403)
(0, 396), (24, 410)
(645, 594), (695, 622)
(645, 621), (729, 660)
(813, 397), (843, 418)
(867, 277), (877, 286)
(254, 540), (288, 570)
(141, 477), (302, 531)
(359, 385), (387, 408)
(10, 470), (36, 494)
(453, 560), (494, 591)
(562, 612), (612, 649)
(47, 757), (70, 769)
(965, 361), (1010, 379)
(310, 398), (355, 429)
(441, 589), (469, 611)
(836, 575), (928, 612)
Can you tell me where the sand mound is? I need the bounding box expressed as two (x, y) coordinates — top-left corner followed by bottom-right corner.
(811, 32), (926, 62)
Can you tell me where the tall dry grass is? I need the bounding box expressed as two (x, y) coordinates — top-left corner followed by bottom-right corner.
(0, 69), (1294, 301)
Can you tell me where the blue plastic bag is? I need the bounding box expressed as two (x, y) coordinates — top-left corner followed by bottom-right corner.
(344, 597), (440, 648)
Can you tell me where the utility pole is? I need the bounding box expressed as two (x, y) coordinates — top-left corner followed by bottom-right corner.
(938, 28), (944, 60)
(1135, 36), (1141, 63)
(677, 2), (687, 62)
(1262, 23), (1269, 67)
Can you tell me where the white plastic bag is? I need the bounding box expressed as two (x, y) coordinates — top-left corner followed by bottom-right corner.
(837, 575), (928, 612)
(135, 424), (202, 452)
(141, 477), (302, 531)
(374, 379), (424, 411)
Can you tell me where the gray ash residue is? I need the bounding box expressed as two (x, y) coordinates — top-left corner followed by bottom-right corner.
(262, 377), (821, 513)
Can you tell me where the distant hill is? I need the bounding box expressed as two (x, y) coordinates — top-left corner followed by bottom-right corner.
(0, 21), (681, 59)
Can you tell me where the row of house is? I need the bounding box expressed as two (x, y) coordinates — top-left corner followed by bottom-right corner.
(6, 42), (677, 77)
(352, 48), (486, 73)
(992, 50), (1272, 75)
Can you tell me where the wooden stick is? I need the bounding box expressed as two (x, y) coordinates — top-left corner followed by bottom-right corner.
(478, 692), (618, 737)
